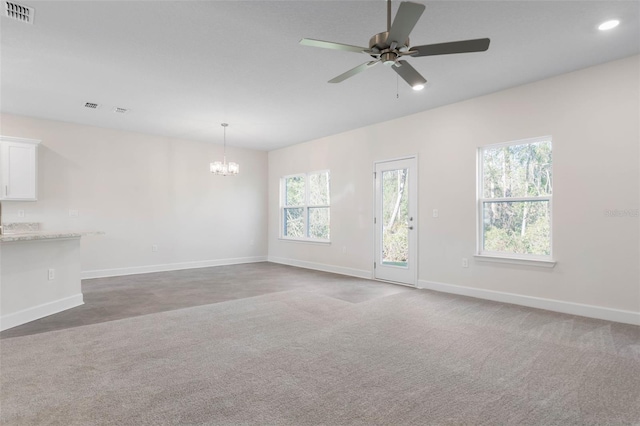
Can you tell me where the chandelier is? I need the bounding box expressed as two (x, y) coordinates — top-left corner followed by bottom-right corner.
(210, 123), (239, 176)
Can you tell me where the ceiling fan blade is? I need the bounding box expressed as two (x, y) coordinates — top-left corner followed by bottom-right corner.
(300, 38), (370, 54)
(410, 38), (490, 57)
(392, 60), (427, 88)
(329, 61), (380, 83)
(387, 2), (426, 46)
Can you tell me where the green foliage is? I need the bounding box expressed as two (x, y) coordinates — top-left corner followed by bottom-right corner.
(382, 169), (409, 264)
(284, 207), (304, 238)
(285, 176), (305, 206)
(309, 173), (329, 206)
(283, 172), (330, 240)
(483, 141), (552, 198)
(308, 171), (330, 240)
(383, 223), (409, 264)
(309, 207), (330, 239)
(484, 209), (550, 255)
(482, 140), (552, 255)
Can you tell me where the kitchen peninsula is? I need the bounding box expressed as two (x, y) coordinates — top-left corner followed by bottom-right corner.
(0, 223), (102, 331)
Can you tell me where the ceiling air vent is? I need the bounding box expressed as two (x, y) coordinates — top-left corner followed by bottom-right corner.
(113, 107), (129, 114)
(84, 102), (100, 109)
(4, 1), (34, 24)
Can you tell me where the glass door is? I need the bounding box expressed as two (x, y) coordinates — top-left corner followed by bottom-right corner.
(374, 157), (418, 286)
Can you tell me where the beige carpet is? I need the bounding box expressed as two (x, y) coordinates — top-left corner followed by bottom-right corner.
(1, 289), (639, 425)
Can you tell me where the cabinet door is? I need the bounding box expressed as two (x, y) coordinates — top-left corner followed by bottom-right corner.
(1, 141), (38, 200)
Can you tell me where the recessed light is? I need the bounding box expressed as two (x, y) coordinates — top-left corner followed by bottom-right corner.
(412, 84), (425, 91)
(598, 19), (619, 31)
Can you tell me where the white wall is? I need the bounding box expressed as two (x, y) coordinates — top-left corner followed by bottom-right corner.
(1, 238), (83, 330)
(1, 57), (637, 323)
(0, 115), (268, 277)
(268, 55), (640, 318)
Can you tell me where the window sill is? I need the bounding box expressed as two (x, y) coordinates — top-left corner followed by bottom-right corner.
(278, 238), (331, 245)
(473, 254), (556, 268)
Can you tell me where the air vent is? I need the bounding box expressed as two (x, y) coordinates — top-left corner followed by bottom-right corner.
(84, 102), (100, 109)
(113, 107), (129, 114)
(4, 1), (34, 24)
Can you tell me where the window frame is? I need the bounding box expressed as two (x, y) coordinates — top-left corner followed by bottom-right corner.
(280, 170), (330, 243)
(476, 136), (554, 264)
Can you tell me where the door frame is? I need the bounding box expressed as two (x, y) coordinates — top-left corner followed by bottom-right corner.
(372, 155), (418, 287)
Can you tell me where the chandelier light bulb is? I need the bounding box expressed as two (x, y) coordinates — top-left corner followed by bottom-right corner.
(210, 123), (239, 176)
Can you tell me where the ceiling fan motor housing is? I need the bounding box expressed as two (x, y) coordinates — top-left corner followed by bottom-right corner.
(369, 31), (409, 64)
(380, 52), (397, 66)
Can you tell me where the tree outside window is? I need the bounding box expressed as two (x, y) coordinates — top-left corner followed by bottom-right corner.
(478, 137), (552, 258)
(282, 171), (330, 241)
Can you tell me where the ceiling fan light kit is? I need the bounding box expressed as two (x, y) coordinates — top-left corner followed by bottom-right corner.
(598, 19), (620, 31)
(300, 0), (490, 90)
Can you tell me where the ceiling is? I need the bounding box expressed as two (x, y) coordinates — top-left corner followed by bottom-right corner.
(1, 1), (638, 151)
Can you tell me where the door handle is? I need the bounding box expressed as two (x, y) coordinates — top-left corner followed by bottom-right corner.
(409, 226), (414, 230)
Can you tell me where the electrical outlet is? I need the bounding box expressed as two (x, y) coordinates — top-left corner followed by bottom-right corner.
(18, 209), (25, 218)
(462, 258), (469, 268)
(152, 244), (158, 252)
(69, 209), (79, 218)
(48, 268), (55, 280)
(433, 209), (439, 218)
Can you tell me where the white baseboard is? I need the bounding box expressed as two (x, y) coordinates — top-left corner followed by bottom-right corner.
(268, 256), (372, 280)
(1, 294), (84, 332)
(78, 256), (638, 326)
(418, 279), (640, 326)
(82, 256), (268, 280)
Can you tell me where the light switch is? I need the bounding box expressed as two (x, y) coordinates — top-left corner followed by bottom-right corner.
(69, 209), (79, 217)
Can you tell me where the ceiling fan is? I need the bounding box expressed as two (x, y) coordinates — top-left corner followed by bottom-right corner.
(300, 0), (490, 91)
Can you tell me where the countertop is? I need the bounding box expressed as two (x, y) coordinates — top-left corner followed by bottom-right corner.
(0, 231), (104, 243)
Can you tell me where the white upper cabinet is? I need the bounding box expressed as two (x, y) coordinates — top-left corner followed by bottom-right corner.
(0, 136), (41, 201)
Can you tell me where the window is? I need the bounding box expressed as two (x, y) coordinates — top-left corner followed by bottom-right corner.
(281, 171), (330, 241)
(478, 137), (552, 259)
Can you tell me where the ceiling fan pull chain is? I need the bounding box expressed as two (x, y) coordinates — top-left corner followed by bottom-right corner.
(396, 74), (400, 99)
